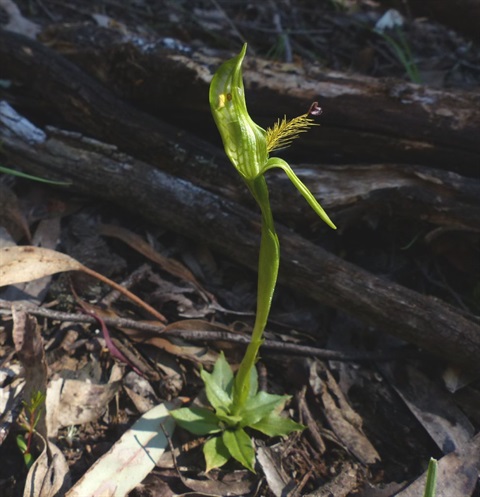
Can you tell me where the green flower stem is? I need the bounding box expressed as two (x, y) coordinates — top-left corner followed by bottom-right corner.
(171, 44), (334, 472)
(233, 175), (280, 411)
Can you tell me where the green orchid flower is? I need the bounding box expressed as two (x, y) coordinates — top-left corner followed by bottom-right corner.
(171, 44), (336, 472)
(209, 44), (336, 230)
(210, 43), (336, 408)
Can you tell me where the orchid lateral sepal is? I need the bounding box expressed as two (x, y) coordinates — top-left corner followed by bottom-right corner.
(263, 157), (337, 230)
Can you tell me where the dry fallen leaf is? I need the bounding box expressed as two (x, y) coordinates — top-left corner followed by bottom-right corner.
(0, 246), (166, 322)
(23, 433), (70, 497)
(65, 402), (175, 497)
(46, 365), (122, 438)
(99, 223), (212, 301)
(381, 363), (474, 454)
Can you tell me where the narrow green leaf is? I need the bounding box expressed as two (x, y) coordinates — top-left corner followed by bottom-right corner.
(263, 157), (336, 230)
(239, 391), (289, 427)
(201, 369), (233, 413)
(169, 407), (221, 435)
(0, 165), (71, 185)
(204, 435), (231, 473)
(222, 428), (256, 472)
(16, 434), (27, 453)
(249, 411), (305, 437)
(423, 458), (437, 497)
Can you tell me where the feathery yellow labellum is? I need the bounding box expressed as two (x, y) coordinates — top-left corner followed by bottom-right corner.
(266, 113), (318, 153)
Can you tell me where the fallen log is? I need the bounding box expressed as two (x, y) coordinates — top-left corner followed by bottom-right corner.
(31, 25), (480, 176)
(1, 101), (480, 371)
(1, 29), (479, 233)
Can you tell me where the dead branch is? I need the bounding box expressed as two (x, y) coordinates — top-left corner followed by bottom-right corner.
(28, 25), (480, 176)
(1, 105), (480, 371)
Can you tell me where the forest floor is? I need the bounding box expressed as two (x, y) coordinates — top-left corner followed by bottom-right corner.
(1, 1), (480, 496)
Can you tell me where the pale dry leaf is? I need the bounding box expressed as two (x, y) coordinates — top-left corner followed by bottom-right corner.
(46, 376), (121, 438)
(0, 246), (166, 322)
(65, 402), (175, 497)
(0, 246), (83, 286)
(23, 432), (70, 497)
(1, 217), (62, 306)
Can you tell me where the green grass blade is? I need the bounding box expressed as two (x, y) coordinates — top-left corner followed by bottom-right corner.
(0, 165), (71, 185)
(423, 458), (437, 497)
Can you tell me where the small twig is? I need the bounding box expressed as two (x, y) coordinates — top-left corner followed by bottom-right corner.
(99, 263), (152, 307)
(0, 300), (407, 363)
(80, 265), (167, 323)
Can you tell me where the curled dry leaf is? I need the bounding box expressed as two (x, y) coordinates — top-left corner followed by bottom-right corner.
(257, 444), (295, 497)
(23, 432), (70, 497)
(46, 372), (122, 438)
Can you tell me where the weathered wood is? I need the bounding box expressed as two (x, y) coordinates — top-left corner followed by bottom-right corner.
(1, 29), (479, 233)
(34, 25), (480, 176)
(1, 102), (480, 371)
